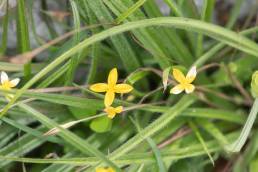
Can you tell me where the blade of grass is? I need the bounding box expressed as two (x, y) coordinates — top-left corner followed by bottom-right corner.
(194, 26), (258, 67)
(104, 0), (193, 67)
(1, 17), (258, 117)
(65, 0), (81, 85)
(28, 0), (45, 46)
(16, 0), (31, 80)
(196, 0), (215, 57)
(100, 95), (195, 167)
(0, 131), (240, 166)
(83, 2), (101, 84)
(2, 117), (62, 144)
(130, 117), (166, 172)
(233, 131), (258, 172)
(196, 119), (229, 148)
(18, 103), (121, 171)
(0, 125), (48, 167)
(163, 0), (182, 17)
(226, 99), (258, 152)
(40, 0), (58, 38)
(188, 121), (214, 165)
(84, 0), (142, 72)
(37, 62), (70, 88)
(226, 0), (245, 29)
(115, 0), (147, 24)
(0, 0), (9, 55)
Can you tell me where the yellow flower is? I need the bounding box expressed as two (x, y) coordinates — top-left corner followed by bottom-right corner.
(90, 68), (133, 107)
(170, 66), (197, 94)
(0, 72), (20, 100)
(104, 106), (123, 119)
(96, 167), (115, 172)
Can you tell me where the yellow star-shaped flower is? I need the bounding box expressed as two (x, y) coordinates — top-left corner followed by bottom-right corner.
(96, 167), (115, 172)
(90, 68), (133, 107)
(104, 106), (123, 119)
(170, 66), (197, 94)
(0, 71), (20, 100)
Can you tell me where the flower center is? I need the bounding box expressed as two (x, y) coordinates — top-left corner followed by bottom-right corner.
(1, 81), (12, 90)
(107, 84), (115, 92)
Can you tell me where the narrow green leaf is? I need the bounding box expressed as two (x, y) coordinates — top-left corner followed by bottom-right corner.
(226, 0), (245, 29)
(2, 17), (258, 117)
(196, 0), (215, 57)
(16, 0), (31, 79)
(65, 0), (81, 85)
(115, 0), (147, 24)
(104, 96), (195, 165)
(19, 103), (122, 171)
(0, 1), (9, 55)
(194, 26), (258, 67)
(0, 132), (240, 166)
(2, 117), (62, 144)
(188, 121), (214, 165)
(130, 118), (166, 172)
(197, 119), (229, 147)
(226, 99), (258, 152)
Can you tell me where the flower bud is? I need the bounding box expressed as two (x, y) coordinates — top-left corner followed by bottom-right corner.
(251, 71), (258, 98)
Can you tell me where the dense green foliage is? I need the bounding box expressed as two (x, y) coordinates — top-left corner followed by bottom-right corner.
(0, 0), (258, 171)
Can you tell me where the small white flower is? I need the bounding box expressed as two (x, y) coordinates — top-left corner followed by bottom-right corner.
(0, 71), (20, 100)
(0, 71), (20, 89)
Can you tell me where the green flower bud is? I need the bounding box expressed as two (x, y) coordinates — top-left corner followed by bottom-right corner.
(251, 71), (258, 98)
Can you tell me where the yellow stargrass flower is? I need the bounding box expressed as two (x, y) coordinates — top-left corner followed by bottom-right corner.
(104, 106), (123, 119)
(90, 68), (133, 107)
(96, 167), (115, 172)
(170, 66), (197, 94)
(0, 71), (20, 100)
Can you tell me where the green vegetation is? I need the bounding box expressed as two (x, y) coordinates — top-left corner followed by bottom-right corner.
(0, 0), (258, 171)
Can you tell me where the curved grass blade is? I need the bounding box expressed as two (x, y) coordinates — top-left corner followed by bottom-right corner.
(130, 117), (166, 172)
(188, 121), (214, 165)
(1, 17), (258, 117)
(226, 99), (258, 152)
(0, 132), (240, 166)
(18, 103), (121, 171)
(115, 0), (146, 24)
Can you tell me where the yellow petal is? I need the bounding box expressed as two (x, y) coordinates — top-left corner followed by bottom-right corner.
(185, 84), (195, 94)
(115, 106), (123, 113)
(114, 84), (133, 93)
(186, 66), (197, 83)
(104, 107), (116, 119)
(95, 168), (104, 172)
(95, 167), (115, 172)
(90, 83), (108, 92)
(104, 91), (115, 107)
(107, 168), (115, 172)
(172, 68), (186, 83)
(107, 112), (116, 119)
(108, 68), (118, 86)
(170, 84), (184, 94)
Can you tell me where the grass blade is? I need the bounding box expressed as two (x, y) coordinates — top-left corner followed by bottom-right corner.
(115, 0), (147, 24)
(226, 99), (258, 152)
(19, 103), (122, 171)
(1, 17), (258, 118)
(188, 121), (214, 165)
(16, 0), (31, 80)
